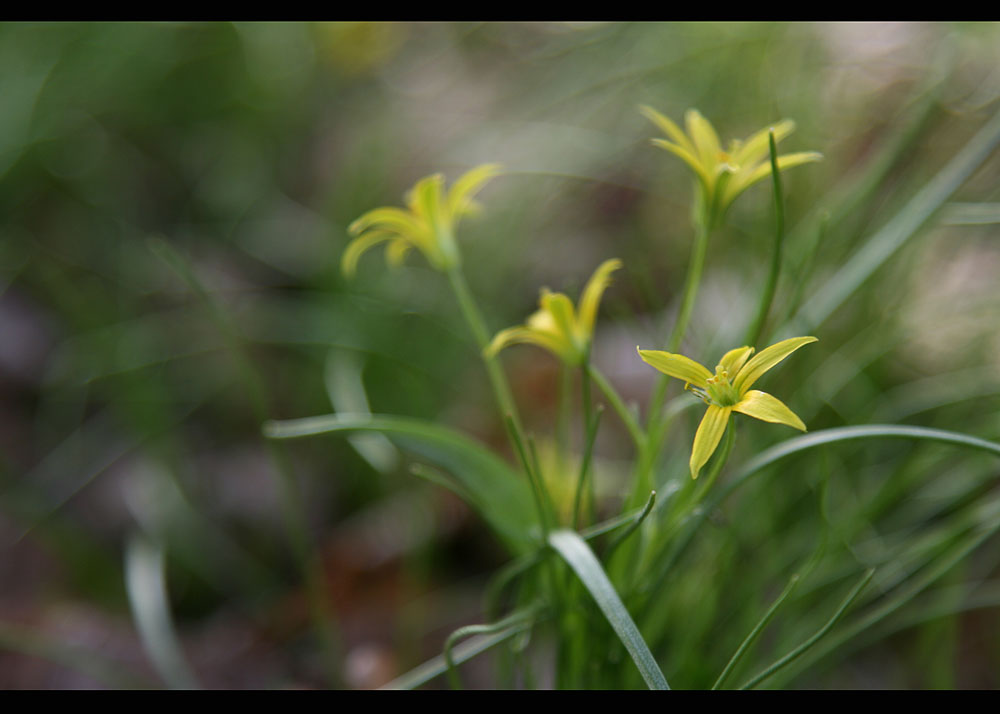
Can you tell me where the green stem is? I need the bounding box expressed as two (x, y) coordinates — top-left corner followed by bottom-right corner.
(630, 212), (712, 508)
(712, 572), (801, 689)
(739, 569), (875, 690)
(580, 357), (596, 525)
(503, 416), (552, 540)
(589, 366), (645, 451)
(633, 423), (736, 594)
(556, 363), (573, 475)
(744, 130), (785, 348)
(572, 360), (603, 530)
(668, 213), (711, 353)
(448, 265), (556, 536)
(444, 608), (540, 690)
(446, 266), (525, 438)
(685, 422), (736, 518)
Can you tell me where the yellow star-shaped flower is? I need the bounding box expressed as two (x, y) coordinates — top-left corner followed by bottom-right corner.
(343, 164), (501, 276)
(640, 106), (821, 224)
(486, 259), (623, 366)
(638, 336), (817, 479)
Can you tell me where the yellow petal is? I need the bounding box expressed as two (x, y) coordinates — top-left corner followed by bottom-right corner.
(526, 306), (560, 337)
(733, 336), (817, 394)
(447, 163), (502, 220)
(385, 237), (413, 268)
(690, 405), (732, 479)
(577, 258), (622, 341)
(348, 206), (423, 239)
(650, 139), (713, 192)
(540, 290), (577, 343)
(733, 390), (806, 431)
(716, 346), (754, 376)
(485, 325), (575, 363)
(409, 173), (446, 232)
(341, 230), (396, 277)
(724, 151), (823, 208)
(730, 120), (796, 167)
(637, 348), (713, 386)
(640, 105), (697, 155)
(685, 109), (723, 170)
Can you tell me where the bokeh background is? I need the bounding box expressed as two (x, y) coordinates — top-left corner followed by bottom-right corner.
(2, 21), (1000, 689)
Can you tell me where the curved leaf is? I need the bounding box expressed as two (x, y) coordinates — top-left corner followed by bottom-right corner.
(548, 529), (670, 690)
(264, 413), (536, 552)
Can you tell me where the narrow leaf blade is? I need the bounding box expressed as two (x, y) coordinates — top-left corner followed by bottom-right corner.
(548, 529), (670, 690)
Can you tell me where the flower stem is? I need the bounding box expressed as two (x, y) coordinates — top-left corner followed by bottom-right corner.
(446, 265), (558, 538)
(572, 356), (598, 529)
(628, 214), (712, 509)
(744, 130), (785, 348)
(668, 214), (711, 353)
(446, 266), (525, 438)
(589, 365), (645, 451)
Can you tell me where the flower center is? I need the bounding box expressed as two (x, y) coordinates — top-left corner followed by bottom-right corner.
(703, 367), (740, 407)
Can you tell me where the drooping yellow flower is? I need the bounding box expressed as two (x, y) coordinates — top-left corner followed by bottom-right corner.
(486, 259), (623, 366)
(638, 336), (817, 479)
(639, 106), (821, 223)
(343, 164), (502, 276)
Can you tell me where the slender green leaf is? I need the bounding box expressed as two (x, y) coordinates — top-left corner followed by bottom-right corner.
(721, 424), (1000, 506)
(771, 510), (1000, 687)
(940, 201), (1000, 225)
(712, 573), (800, 689)
(124, 534), (199, 690)
(548, 529), (670, 690)
(444, 607), (542, 689)
(739, 569), (874, 690)
(264, 413), (536, 551)
(324, 349), (400, 474)
(793, 106), (1000, 332)
(380, 620), (533, 690)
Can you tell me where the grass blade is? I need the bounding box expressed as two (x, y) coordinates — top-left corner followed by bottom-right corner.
(380, 620), (533, 690)
(264, 412), (536, 550)
(444, 607), (541, 689)
(720, 424), (1000, 506)
(124, 534), (199, 689)
(793, 106), (1000, 332)
(739, 568), (875, 690)
(548, 529), (670, 690)
(712, 573), (800, 689)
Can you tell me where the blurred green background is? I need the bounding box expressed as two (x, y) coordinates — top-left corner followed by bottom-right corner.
(2, 21), (1000, 689)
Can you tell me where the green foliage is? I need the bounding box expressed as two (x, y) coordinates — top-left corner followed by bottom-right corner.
(4, 21), (1000, 690)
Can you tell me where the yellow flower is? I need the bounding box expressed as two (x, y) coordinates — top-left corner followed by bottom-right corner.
(638, 336), (817, 479)
(639, 106), (821, 222)
(342, 164), (501, 276)
(486, 259), (623, 366)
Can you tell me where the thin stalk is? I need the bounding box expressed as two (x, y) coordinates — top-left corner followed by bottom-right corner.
(446, 266), (524, 437)
(712, 573), (801, 690)
(685, 423), (736, 518)
(572, 404), (603, 531)
(444, 608), (541, 690)
(556, 363), (573, 475)
(604, 490), (656, 560)
(503, 416), (552, 540)
(744, 130), (785, 347)
(668, 210), (712, 353)
(738, 568), (875, 690)
(632, 423), (736, 597)
(589, 365), (645, 451)
(578, 356), (596, 526)
(630, 210), (712, 508)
